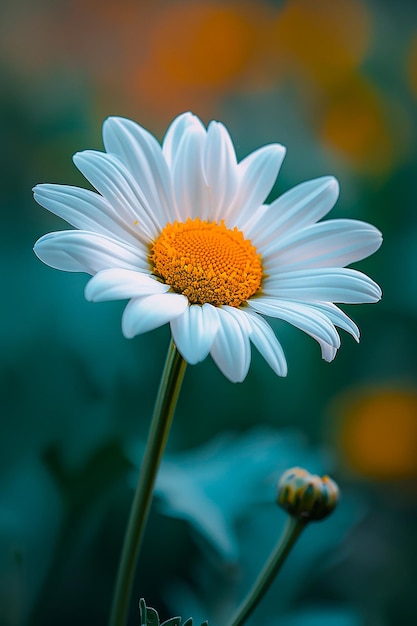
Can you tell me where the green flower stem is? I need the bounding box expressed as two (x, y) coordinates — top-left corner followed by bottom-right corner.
(109, 340), (187, 626)
(228, 516), (307, 626)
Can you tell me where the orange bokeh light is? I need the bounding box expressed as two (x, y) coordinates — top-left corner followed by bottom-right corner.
(335, 388), (417, 480)
(319, 76), (396, 175)
(271, 0), (371, 85)
(147, 2), (256, 88)
(131, 1), (269, 117)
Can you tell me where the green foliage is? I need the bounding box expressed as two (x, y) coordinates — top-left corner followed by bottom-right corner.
(139, 598), (208, 626)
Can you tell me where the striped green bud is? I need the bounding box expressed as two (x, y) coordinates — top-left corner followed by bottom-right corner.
(277, 467), (339, 521)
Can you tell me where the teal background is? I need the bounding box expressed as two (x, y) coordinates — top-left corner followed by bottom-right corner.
(1, 1), (417, 625)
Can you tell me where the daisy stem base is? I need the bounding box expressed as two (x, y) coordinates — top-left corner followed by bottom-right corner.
(227, 516), (306, 626)
(109, 340), (187, 626)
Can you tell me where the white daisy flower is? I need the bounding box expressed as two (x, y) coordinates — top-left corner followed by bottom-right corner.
(34, 113), (382, 382)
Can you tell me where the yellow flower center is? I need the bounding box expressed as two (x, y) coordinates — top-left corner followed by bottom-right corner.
(150, 218), (263, 307)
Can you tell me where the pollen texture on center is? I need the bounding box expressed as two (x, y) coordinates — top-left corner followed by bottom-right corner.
(150, 218), (263, 307)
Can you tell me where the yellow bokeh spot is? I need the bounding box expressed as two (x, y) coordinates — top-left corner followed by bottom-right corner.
(271, 0), (371, 84)
(150, 218), (263, 307)
(319, 76), (398, 175)
(336, 388), (417, 480)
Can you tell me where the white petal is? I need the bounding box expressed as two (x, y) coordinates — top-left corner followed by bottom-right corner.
(248, 297), (341, 361)
(221, 304), (253, 334)
(85, 269), (169, 302)
(307, 302), (360, 342)
(243, 309), (288, 376)
(103, 116), (177, 224)
(262, 219), (383, 268)
(204, 121), (239, 221)
(34, 230), (149, 274)
(73, 150), (159, 242)
(210, 308), (251, 383)
(170, 303), (220, 364)
(171, 124), (210, 221)
(226, 144), (286, 227)
(320, 343), (338, 362)
(246, 176), (339, 246)
(122, 293), (188, 338)
(163, 112), (206, 168)
(33, 183), (146, 247)
(262, 268), (382, 303)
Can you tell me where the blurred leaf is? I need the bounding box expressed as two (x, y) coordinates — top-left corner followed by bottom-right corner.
(140, 428), (327, 562)
(154, 430), (364, 626)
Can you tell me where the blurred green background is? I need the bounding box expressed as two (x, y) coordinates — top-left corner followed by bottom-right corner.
(1, 1), (417, 625)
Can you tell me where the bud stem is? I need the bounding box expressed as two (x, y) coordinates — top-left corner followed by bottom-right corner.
(227, 517), (306, 626)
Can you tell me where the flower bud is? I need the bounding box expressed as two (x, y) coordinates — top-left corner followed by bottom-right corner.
(277, 467), (339, 521)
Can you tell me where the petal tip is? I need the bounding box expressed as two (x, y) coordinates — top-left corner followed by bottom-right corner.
(72, 151), (85, 166)
(174, 111), (205, 131)
(280, 362), (288, 377)
(33, 241), (40, 257)
(325, 175), (340, 193)
(275, 142), (287, 156)
(84, 279), (95, 302)
(313, 175), (339, 197)
(102, 115), (132, 133)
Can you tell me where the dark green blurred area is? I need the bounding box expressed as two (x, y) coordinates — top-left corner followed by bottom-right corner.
(1, 1), (417, 625)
